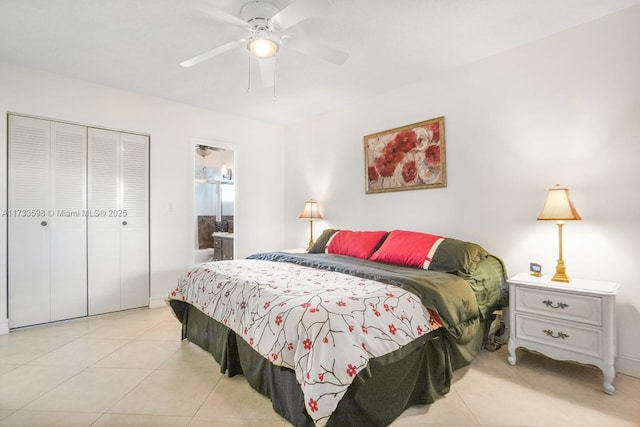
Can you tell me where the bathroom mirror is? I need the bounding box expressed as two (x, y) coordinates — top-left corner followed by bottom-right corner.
(221, 183), (235, 217)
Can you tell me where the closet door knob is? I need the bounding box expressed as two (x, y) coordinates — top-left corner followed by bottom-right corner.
(40, 221), (47, 226)
(122, 221), (128, 226)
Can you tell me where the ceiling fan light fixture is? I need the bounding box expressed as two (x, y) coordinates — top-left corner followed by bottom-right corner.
(247, 36), (279, 59)
(195, 145), (212, 157)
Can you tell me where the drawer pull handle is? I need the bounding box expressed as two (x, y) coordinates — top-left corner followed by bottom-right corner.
(542, 300), (568, 309)
(543, 329), (569, 339)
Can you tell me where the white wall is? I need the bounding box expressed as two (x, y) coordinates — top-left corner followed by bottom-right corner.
(284, 6), (640, 376)
(0, 63), (286, 331)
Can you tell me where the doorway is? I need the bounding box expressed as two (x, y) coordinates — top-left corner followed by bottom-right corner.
(193, 143), (235, 263)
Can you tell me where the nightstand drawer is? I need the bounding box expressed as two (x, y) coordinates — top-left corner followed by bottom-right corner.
(515, 287), (602, 326)
(515, 314), (602, 358)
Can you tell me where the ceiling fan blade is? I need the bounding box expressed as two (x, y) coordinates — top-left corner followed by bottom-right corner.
(259, 57), (276, 88)
(180, 39), (246, 68)
(271, 0), (329, 30)
(193, 2), (248, 28)
(285, 38), (349, 65)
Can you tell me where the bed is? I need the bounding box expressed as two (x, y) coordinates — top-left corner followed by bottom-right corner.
(168, 229), (508, 426)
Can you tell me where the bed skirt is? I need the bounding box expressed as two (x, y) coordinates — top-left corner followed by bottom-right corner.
(169, 299), (467, 427)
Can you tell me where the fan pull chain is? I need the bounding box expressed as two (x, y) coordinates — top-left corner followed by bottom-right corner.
(272, 57), (277, 102)
(247, 55), (252, 94)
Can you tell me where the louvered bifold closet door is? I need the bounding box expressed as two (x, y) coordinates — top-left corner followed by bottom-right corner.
(87, 128), (120, 314)
(49, 121), (88, 321)
(8, 115), (87, 328)
(88, 128), (149, 315)
(8, 116), (51, 327)
(119, 132), (149, 310)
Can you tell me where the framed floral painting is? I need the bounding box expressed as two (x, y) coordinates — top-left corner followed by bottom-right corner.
(364, 117), (446, 194)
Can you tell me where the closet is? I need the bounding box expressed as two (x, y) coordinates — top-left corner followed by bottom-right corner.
(8, 115), (87, 328)
(7, 114), (149, 328)
(87, 128), (149, 315)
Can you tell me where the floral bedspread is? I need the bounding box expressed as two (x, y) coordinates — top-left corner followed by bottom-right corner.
(170, 259), (441, 426)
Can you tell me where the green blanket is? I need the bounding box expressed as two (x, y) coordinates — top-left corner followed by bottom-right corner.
(246, 252), (504, 346)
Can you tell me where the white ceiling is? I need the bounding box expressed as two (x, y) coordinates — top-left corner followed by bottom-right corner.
(1, 0), (639, 125)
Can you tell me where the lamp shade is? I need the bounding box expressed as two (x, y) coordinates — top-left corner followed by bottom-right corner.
(537, 185), (582, 221)
(247, 36), (279, 59)
(299, 200), (323, 220)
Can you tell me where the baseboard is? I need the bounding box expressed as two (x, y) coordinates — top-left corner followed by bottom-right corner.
(617, 354), (640, 379)
(0, 318), (8, 335)
(149, 296), (168, 309)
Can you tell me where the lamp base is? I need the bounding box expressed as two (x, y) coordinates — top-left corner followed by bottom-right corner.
(551, 259), (571, 283)
(306, 220), (314, 252)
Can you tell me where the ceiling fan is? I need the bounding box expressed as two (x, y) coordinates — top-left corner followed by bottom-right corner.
(180, 0), (349, 88)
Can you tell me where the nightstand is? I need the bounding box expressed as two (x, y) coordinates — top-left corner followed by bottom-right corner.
(281, 248), (307, 254)
(507, 272), (619, 394)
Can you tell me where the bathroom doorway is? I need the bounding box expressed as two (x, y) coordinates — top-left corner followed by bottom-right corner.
(193, 143), (235, 263)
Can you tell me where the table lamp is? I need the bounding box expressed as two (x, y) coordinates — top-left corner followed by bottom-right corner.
(537, 184), (582, 282)
(299, 200), (323, 250)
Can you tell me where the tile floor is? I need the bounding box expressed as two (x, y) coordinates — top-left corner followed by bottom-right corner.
(1, 305), (638, 427)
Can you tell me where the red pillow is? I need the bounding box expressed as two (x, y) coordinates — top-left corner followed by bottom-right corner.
(369, 230), (444, 268)
(326, 230), (388, 260)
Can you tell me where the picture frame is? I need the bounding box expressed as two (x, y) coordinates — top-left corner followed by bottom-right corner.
(364, 116), (446, 194)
